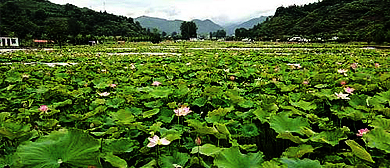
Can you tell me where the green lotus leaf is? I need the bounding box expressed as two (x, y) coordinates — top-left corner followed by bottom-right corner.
(277, 83), (298, 92)
(160, 152), (190, 168)
(240, 123), (260, 137)
(102, 138), (139, 154)
(111, 109), (136, 125)
(270, 113), (310, 134)
(371, 90), (390, 107)
(253, 107), (273, 124)
(92, 77), (109, 89)
(214, 123), (231, 139)
(205, 107), (233, 123)
(192, 97), (207, 107)
(369, 115), (390, 130)
(5, 71), (22, 83)
(261, 159), (285, 168)
(239, 144), (258, 152)
(314, 84), (328, 88)
(364, 128), (390, 153)
(280, 158), (321, 168)
(186, 119), (221, 137)
(290, 100), (317, 111)
(52, 99), (73, 108)
(345, 140), (375, 163)
(150, 88), (173, 98)
(313, 89), (336, 100)
(14, 129), (101, 168)
(101, 153), (128, 168)
(214, 146), (264, 168)
(238, 100), (255, 108)
(323, 162), (347, 168)
(175, 85), (189, 96)
(0, 121), (31, 140)
(311, 129), (348, 146)
(348, 94), (369, 110)
(83, 106), (107, 120)
(156, 108), (174, 123)
(282, 145), (314, 158)
(142, 109), (160, 118)
(36, 85), (49, 94)
(0, 112), (10, 122)
(140, 159), (157, 168)
(0, 155), (12, 168)
(276, 132), (308, 144)
(160, 128), (182, 141)
(106, 98), (125, 108)
(144, 100), (163, 108)
(191, 144), (223, 156)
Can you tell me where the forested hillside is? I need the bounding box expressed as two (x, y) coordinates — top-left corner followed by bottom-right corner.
(249, 0), (390, 43)
(0, 0), (155, 45)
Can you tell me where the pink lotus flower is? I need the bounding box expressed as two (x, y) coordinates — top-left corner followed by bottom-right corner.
(109, 84), (117, 88)
(302, 80), (309, 85)
(98, 92), (110, 96)
(335, 92), (350, 100)
(39, 105), (49, 113)
(344, 87), (355, 94)
(195, 137), (201, 146)
(351, 63), (358, 70)
(337, 69), (348, 76)
(340, 81), (347, 85)
(375, 63), (380, 68)
(356, 128), (369, 137)
(151, 81), (162, 86)
(147, 135), (171, 147)
(174, 106), (192, 116)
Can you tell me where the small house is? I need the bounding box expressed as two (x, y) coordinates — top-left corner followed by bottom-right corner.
(1, 37), (19, 47)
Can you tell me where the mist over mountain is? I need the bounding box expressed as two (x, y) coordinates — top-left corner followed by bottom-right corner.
(135, 15), (268, 36)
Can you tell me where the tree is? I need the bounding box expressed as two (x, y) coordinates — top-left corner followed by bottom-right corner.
(45, 17), (69, 48)
(180, 21), (197, 40)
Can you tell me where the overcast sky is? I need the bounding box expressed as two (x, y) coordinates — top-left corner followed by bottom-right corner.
(49, 0), (318, 26)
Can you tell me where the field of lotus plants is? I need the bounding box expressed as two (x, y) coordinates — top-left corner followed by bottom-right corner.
(0, 41), (390, 168)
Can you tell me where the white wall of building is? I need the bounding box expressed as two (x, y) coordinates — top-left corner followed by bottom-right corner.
(0, 37), (19, 47)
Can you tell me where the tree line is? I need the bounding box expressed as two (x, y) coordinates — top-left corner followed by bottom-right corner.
(0, 0), (161, 46)
(242, 0), (390, 43)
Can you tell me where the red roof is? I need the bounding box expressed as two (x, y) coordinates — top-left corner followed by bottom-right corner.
(34, 40), (51, 43)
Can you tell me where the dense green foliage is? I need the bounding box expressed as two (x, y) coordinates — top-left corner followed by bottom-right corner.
(0, 0), (160, 45)
(180, 21), (198, 40)
(249, 0), (390, 43)
(0, 41), (390, 167)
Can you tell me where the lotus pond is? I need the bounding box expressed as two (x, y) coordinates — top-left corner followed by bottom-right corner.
(1, 41), (390, 168)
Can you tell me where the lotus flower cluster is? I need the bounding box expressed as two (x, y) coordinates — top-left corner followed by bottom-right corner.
(174, 106), (192, 116)
(109, 84), (117, 88)
(39, 105), (49, 113)
(344, 87), (355, 94)
(356, 128), (369, 137)
(335, 92), (350, 100)
(147, 135), (171, 147)
(98, 92), (110, 97)
(351, 63), (358, 70)
(337, 69), (348, 76)
(151, 81), (162, 86)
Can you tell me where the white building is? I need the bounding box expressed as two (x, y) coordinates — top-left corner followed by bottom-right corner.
(1, 37), (19, 47)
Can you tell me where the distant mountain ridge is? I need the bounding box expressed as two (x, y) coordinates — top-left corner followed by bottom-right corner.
(135, 16), (268, 36)
(135, 16), (224, 35)
(225, 16), (267, 35)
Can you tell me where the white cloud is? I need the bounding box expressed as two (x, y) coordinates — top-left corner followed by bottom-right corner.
(49, 0), (318, 25)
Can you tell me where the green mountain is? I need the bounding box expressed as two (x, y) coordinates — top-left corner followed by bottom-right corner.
(0, 0), (149, 44)
(135, 16), (225, 35)
(225, 16), (267, 35)
(249, 0), (390, 43)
